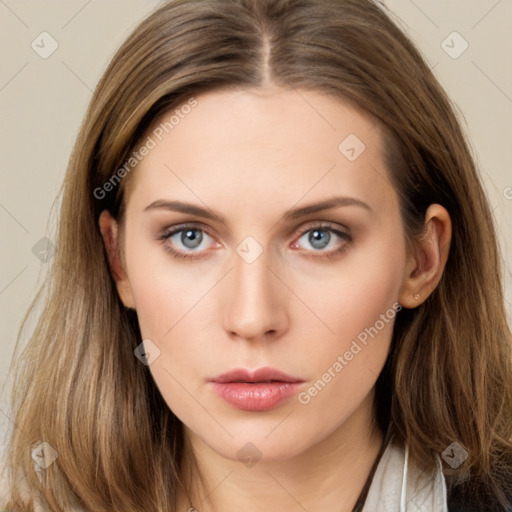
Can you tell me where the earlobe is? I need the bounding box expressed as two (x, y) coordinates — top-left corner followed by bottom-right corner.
(98, 210), (136, 309)
(399, 204), (452, 309)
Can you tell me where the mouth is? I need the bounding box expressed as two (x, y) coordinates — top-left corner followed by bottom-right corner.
(209, 367), (305, 411)
(211, 367), (304, 384)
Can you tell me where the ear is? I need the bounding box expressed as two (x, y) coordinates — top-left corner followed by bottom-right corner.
(98, 210), (136, 309)
(399, 204), (452, 309)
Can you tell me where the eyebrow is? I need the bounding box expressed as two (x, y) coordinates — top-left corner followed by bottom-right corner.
(143, 196), (372, 223)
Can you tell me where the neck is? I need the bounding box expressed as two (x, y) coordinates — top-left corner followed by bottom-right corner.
(177, 391), (385, 512)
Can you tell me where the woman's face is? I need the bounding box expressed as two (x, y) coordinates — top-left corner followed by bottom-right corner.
(108, 87), (412, 462)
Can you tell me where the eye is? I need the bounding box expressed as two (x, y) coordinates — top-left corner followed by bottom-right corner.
(291, 223), (352, 258)
(158, 224), (218, 259)
(157, 222), (352, 261)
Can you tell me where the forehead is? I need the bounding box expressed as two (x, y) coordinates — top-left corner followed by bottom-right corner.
(124, 87), (396, 219)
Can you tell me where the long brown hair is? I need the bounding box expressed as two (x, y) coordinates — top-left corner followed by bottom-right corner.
(3, 0), (512, 510)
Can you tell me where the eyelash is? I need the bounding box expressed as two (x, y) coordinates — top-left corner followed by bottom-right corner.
(157, 222), (353, 261)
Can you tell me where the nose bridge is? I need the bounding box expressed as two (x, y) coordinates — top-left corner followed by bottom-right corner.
(222, 242), (287, 341)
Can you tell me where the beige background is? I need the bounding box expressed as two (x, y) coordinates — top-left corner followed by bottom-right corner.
(1, 0), (511, 487)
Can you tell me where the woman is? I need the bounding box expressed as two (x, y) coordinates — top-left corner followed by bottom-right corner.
(3, 0), (512, 510)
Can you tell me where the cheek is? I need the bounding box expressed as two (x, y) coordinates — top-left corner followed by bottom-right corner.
(123, 226), (208, 340)
(295, 228), (405, 392)
(306, 224), (406, 343)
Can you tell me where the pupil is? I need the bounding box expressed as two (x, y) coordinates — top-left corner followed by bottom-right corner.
(310, 230), (329, 249)
(182, 229), (202, 249)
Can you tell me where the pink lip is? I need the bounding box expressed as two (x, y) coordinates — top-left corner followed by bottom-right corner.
(209, 367), (304, 411)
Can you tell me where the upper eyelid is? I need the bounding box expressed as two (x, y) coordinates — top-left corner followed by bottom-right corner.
(295, 221), (350, 235)
(160, 222), (216, 240)
(161, 220), (349, 235)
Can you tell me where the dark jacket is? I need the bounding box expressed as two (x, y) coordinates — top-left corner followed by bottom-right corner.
(447, 474), (512, 512)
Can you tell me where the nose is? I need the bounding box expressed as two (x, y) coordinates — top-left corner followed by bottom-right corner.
(222, 247), (289, 343)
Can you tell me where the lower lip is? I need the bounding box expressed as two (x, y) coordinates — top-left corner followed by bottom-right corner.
(211, 381), (303, 411)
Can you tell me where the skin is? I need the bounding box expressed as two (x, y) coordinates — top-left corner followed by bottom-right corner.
(99, 86), (451, 511)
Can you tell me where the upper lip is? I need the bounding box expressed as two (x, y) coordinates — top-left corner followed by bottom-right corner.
(210, 367), (304, 384)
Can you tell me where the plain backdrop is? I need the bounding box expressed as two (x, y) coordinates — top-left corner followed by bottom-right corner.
(1, 0), (511, 483)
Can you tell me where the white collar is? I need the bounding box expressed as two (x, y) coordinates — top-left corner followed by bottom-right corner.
(363, 437), (448, 511)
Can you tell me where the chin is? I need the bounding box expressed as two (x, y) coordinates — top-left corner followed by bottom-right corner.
(192, 417), (326, 465)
